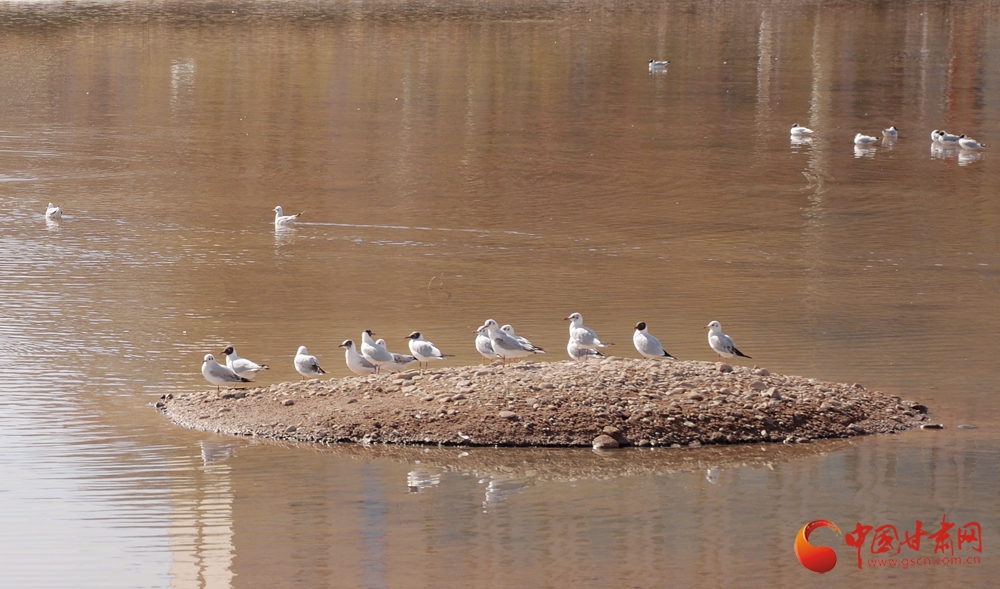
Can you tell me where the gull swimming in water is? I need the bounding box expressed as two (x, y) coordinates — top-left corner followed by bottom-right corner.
(789, 123), (813, 136)
(882, 125), (898, 140)
(406, 331), (449, 370)
(565, 312), (612, 359)
(937, 131), (963, 146)
(959, 136), (987, 150)
(483, 319), (533, 367)
(632, 322), (676, 360)
(221, 346), (269, 380)
(273, 206), (303, 228)
(45, 203), (62, 219)
(202, 353), (250, 391)
(854, 133), (878, 145)
(705, 321), (751, 360)
(475, 325), (498, 364)
(361, 330), (394, 374)
(567, 339), (604, 361)
(339, 339), (376, 375)
(294, 345), (326, 379)
(930, 129), (942, 142)
(648, 59), (670, 72)
(376, 338), (418, 373)
(500, 324), (545, 354)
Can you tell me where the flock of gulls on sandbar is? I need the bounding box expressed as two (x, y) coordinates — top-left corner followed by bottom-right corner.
(198, 292), (754, 391)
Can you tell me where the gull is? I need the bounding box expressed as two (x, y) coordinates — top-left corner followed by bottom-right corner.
(221, 346), (269, 380)
(854, 133), (878, 145)
(377, 338), (418, 373)
(959, 136), (987, 150)
(500, 324), (545, 354)
(632, 322), (676, 360)
(361, 329), (394, 374)
(338, 339), (376, 376)
(648, 59), (670, 72)
(931, 129), (941, 142)
(294, 345), (326, 380)
(483, 319), (533, 367)
(273, 205), (303, 228)
(882, 126), (898, 139)
(45, 203), (62, 219)
(202, 353), (249, 391)
(565, 312), (612, 359)
(406, 331), (450, 370)
(705, 321), (751, 360)
(789, 123), (813, 136)
(937, 131), (963, 145)
(475, 325), (499, 364)
(567, 339), (604, 361)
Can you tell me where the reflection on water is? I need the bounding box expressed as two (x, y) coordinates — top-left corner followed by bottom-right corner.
(1, 0), (1000, 586)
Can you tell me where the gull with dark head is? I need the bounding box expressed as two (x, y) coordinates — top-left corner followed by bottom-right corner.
(959, 136), (987, 150)
(339, 339), (376, 376)
(632, 322), (676, 360)
(221, 346), (269, 380)
(361, 330), (394, 374)
(294, 345), (326, 380)
(882, 125), (898, 140)
(405, 331), (449, 370)
(648, 59), (670, 72)
(273, 206), (303, 228)
(565, 312), (612, 359)
(202, 353), (250, 391)
(705, 321), (751, 361)
(790, 123), (813, 136)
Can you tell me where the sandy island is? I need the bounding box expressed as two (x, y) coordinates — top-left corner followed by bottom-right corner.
(157, 357), (931, 448)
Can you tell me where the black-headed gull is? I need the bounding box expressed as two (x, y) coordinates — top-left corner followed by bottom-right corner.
(959, 136), (987, 150)
(854, 133), (878, 145)
(567, 339), (604, 361)
(294, 345), (326, 380)
(790, 123), (813, 136)
(648, 59), (670, 72)
(377, 338), (418, 373)
(937, 131), (962, 145)
(500, 324), (545, 354)
(202, 353), (249, 391)
(221, 346), (269, 380)
(483, 319), (533, 366)
(273, 206), (303, 228)
(565, 312), (612, 359)
(632, 322), (676, 360)
(475, 325), (498, 364)
(882, 126), (898, 139)
(405, 331), (449, 370)
(338, 339), (376, 376)
(45, 203), (62, 219)
(705, 321), (751, 360)
(361, 330), (394, 374)
(930, 129), (941, 142)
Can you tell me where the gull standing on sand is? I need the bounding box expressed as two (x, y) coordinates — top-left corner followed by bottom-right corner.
(790, 123), (813, 136)
(273, 206), (303, 228)
(45, 203), (62, 219)
(361, 330), (394, 374)
(202, 353), (250, 391)
(294, 345), (326, 379)
(376, 338), (418, 373)
(475, 325), (498, 364)
(854, 133), (878, 146)
(500, 325), (546, 354)
(705, 321), (752, 360)
(483, 319), (533, 366)
(406, 331), (449, 370)
(632, 322), (676, 360)
(565, 312), (612, 359)
(567, 339), (604, 361)
(339, 339), (376, 375)
(221, 346), (269, 380)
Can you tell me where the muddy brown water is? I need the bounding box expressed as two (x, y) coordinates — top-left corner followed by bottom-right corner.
(0, 1), (998, 587)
